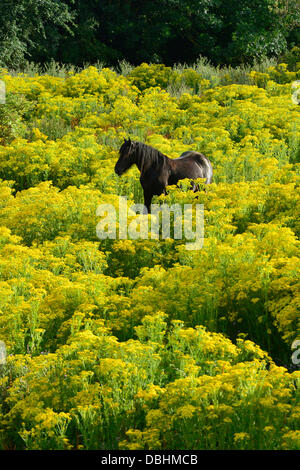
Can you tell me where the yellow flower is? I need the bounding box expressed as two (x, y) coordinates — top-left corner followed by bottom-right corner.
(234, 432), (250, 442)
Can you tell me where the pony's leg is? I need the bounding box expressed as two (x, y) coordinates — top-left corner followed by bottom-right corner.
(204, 179), (210, 193)
(143, 191), (152, 214)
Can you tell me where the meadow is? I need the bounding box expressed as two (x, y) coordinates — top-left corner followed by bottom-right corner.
(0, 60), (299, 450)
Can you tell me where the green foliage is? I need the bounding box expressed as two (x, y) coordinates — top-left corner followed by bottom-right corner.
(0, 91), (31, 145)
(0, 1), (299, 69)
(128, 64), (178, 92)
(280, 46), (300, 71)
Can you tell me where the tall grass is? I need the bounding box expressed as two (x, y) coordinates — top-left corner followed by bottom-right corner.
(6, 55), (279, 86)
(175, 55), (278, 87)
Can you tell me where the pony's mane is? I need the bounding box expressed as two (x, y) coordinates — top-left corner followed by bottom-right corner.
(134, 141), (165, 170)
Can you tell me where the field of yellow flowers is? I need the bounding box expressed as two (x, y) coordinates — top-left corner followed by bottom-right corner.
(0, 62), (299, 450)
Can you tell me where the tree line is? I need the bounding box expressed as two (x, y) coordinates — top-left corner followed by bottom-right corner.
(0, 0), (299, 69)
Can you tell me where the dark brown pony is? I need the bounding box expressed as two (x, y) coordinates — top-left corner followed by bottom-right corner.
(115, 138), (213, 213)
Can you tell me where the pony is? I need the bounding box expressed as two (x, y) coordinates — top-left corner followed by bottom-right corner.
(114, 138), (213, 213)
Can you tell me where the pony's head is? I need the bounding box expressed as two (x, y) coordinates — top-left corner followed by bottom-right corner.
(115, 138), (136, 176)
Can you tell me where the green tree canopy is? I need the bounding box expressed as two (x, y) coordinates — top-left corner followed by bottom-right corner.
(0, 0), (299, 68)
(0, 0), (74, 68)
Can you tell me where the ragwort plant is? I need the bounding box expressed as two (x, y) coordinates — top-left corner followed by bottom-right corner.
(0, 62), (299, 450)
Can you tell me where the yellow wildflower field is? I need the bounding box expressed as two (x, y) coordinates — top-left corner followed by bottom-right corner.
(0, 63), (299, 450)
